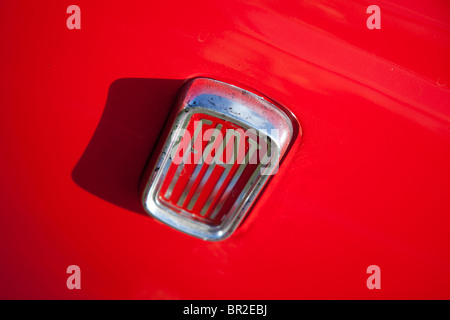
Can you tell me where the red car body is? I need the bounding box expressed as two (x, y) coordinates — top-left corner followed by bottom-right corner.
(1, 0), (449, 299)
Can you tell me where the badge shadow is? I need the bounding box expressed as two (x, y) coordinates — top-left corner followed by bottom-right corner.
(71, 78), (185, 215)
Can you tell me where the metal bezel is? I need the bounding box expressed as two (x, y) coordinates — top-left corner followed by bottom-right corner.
(142, 78), (293, 241)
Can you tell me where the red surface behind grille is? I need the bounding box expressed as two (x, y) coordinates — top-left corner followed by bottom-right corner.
(158, 113), (258, 225)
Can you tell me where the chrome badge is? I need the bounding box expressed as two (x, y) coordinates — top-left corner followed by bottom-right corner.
(141, 78), (295, 241)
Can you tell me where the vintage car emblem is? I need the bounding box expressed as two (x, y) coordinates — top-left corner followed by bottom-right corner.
(141, 78), (294, 240)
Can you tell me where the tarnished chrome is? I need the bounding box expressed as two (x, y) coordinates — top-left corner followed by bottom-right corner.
(141, 78), (295, 241)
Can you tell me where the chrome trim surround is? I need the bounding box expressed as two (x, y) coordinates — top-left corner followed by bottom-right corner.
(141, 78), (294, 241)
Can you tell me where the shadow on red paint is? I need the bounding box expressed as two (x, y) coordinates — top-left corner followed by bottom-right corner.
(72, 78), (186, 214)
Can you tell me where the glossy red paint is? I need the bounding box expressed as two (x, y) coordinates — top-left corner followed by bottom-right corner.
(0, 0), (449, 299)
